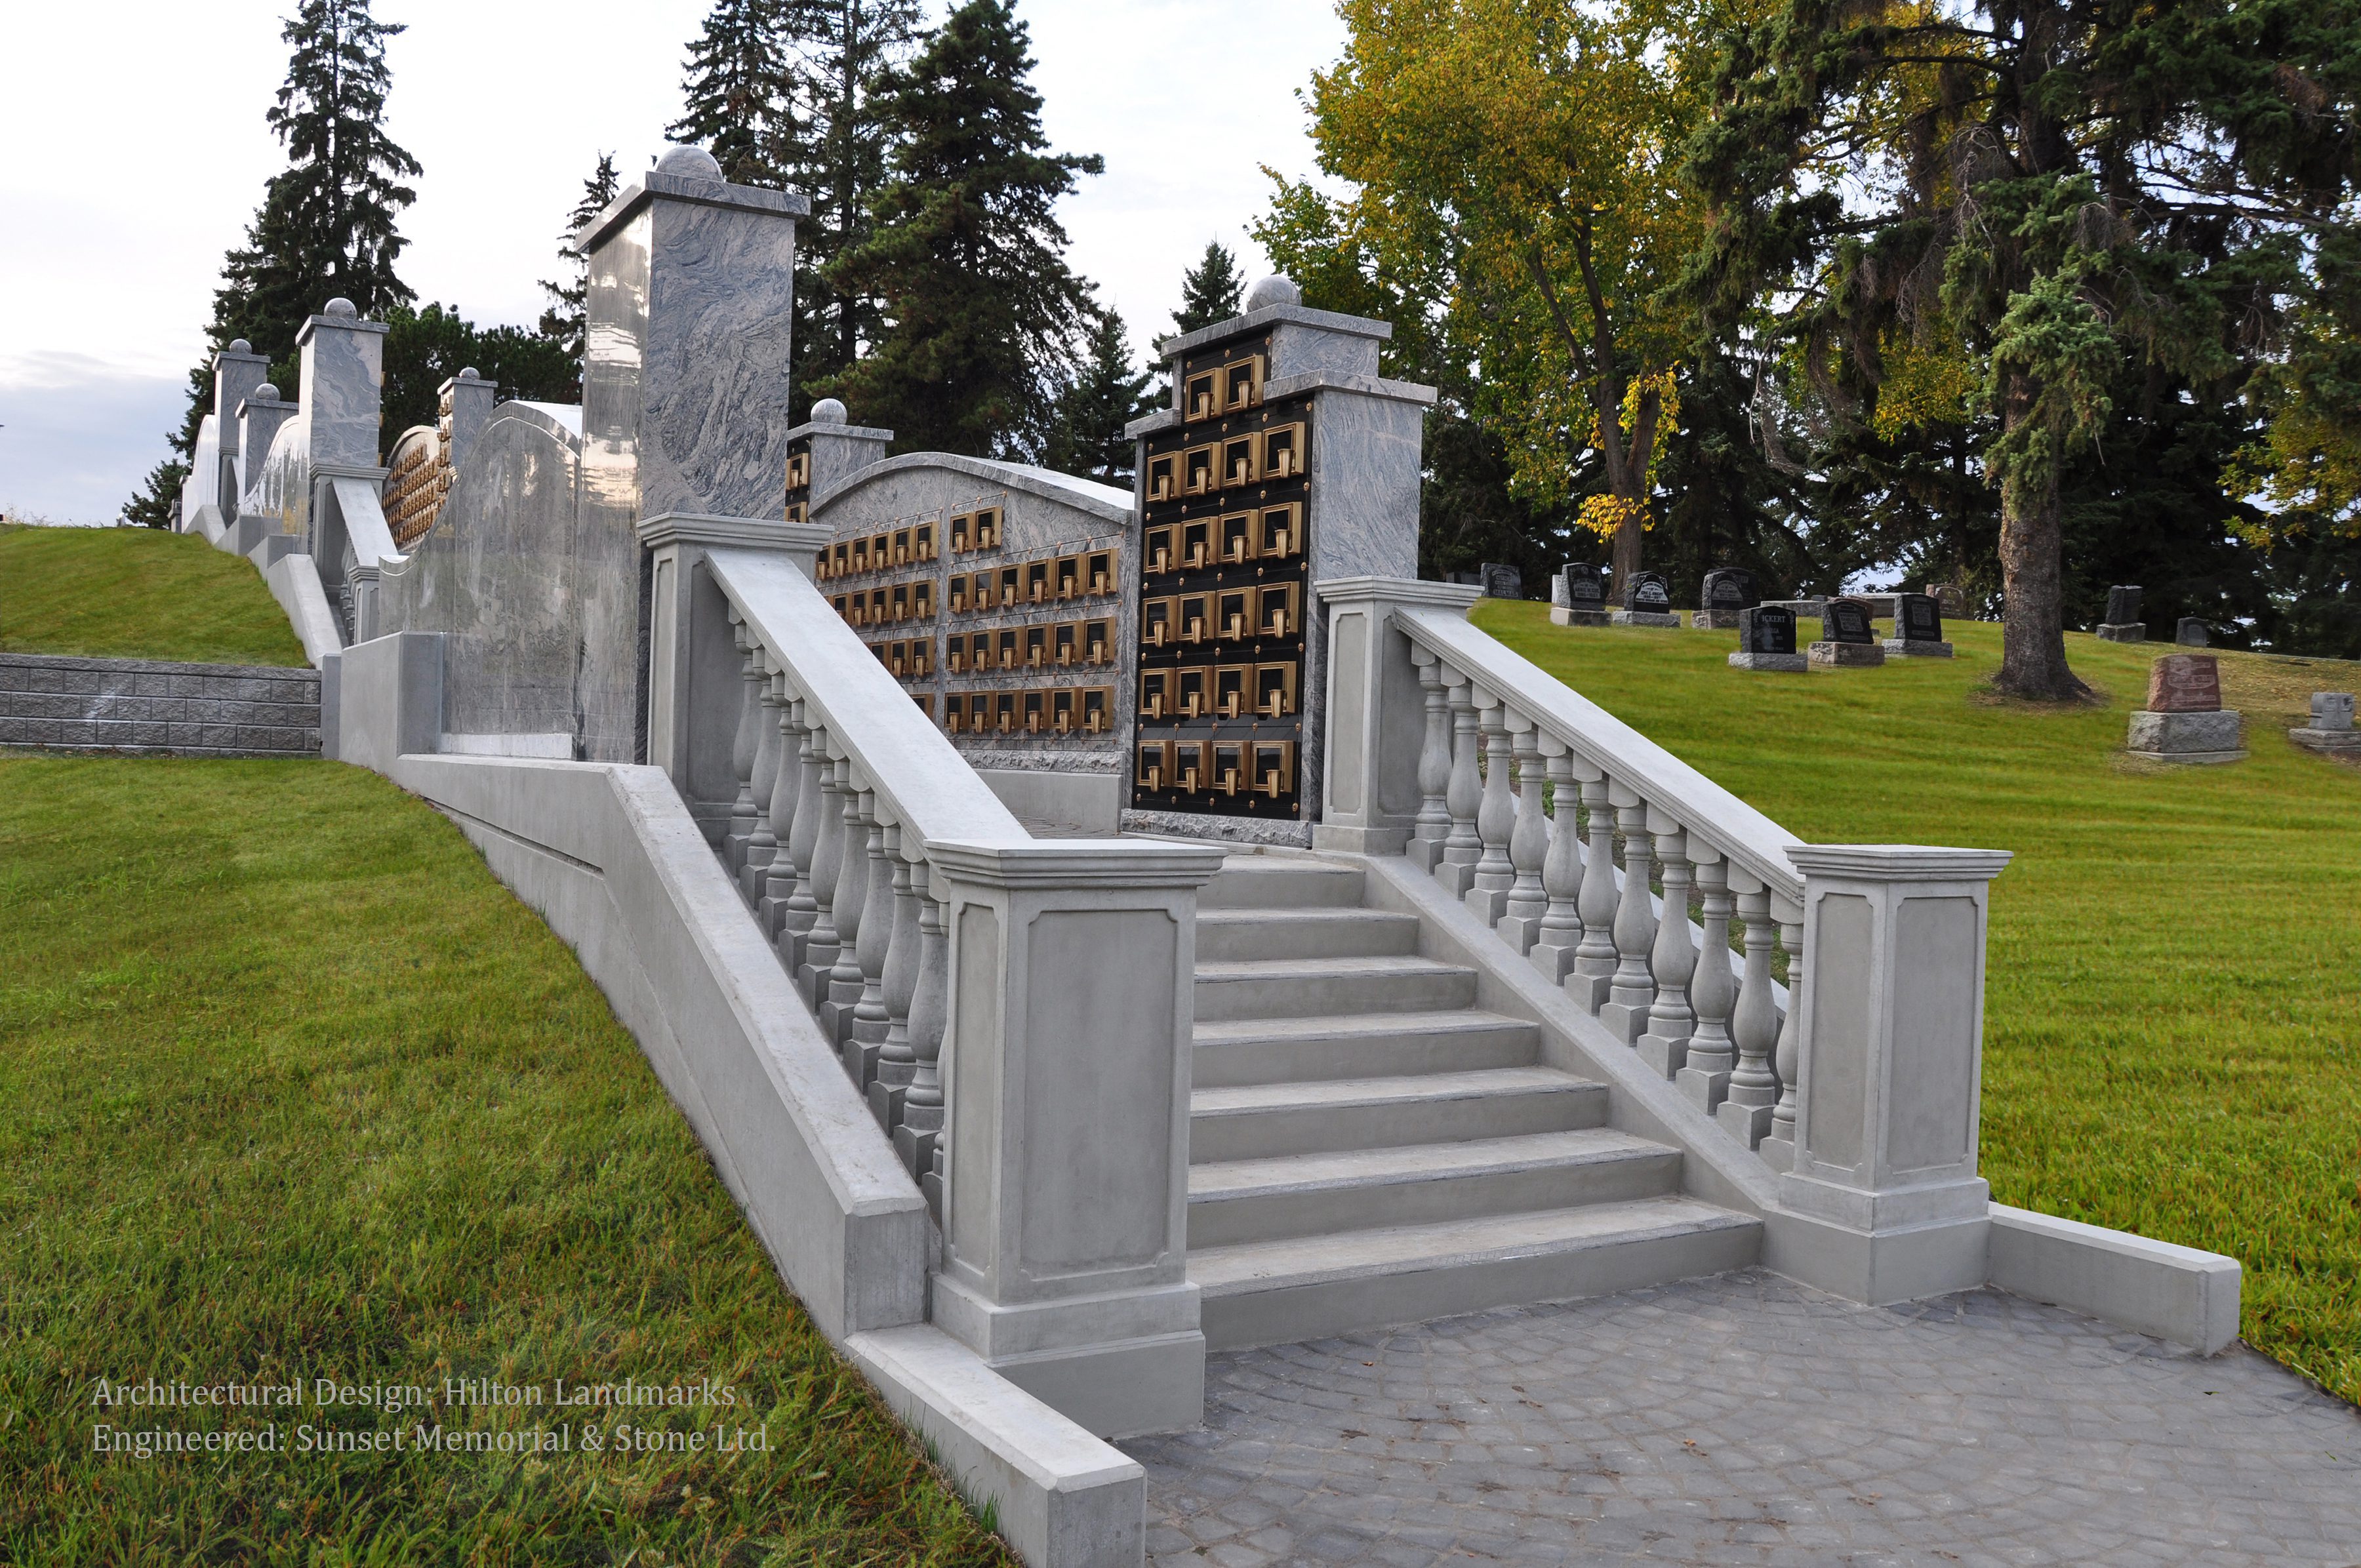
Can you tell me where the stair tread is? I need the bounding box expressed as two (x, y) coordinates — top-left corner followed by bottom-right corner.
(1196, 955), (1474, 981)
(1192, 1067), (1597, 1117)
(1189, 1196), (1758, 1294)
(1196, 908), (1419, 926)
(1189, 1127), (1671, 1199)
(1193, 1009), (1537, 1045)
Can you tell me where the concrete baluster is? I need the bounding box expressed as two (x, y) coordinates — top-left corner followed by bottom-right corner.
(1636, 823), (1696, 1075)
(1677, 850), (1735, 1112)
(723, 611), (763, 874)
(1466, 696), (1518, 923)
(898, 888), (950, 1196)
(1529, 741), (1587, 982)
(1717, 885), (1780, 1147)
(778, 698), (824, 962)
(1497, 716), (1549, 951)
(756, 679), (803, 938)
(1760, 912), (1806, 1169)
(1569, 774), (1621, 1011)
(1438, 673), (1483, 896)
(847, 795), (897, 1084)
(868, 823), (922, 1133)
(822, 770), (874, 1049)
(1598, 787), (1659, 1041)
(797, 739), (845, 1001)
(739, 654), (785, 901)
(1407, 653), (1453, 872)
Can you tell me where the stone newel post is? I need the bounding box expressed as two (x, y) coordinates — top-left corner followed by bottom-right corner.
(925, 837), (1224, 1440)
(1767, 844), (2013, 1304)
(1314, 577), (1485, 854)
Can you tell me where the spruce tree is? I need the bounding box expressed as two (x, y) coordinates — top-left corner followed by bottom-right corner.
(1171, 241), (1245, 337)
(536, 153), (621, 386)
(821, 0), (1103, 456)
(124, 0), (417, 523)
(1043, 305), (1156, 483)
(670, 0), (799, 188)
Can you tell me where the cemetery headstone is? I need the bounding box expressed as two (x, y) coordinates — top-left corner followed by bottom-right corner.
(1728, 605), (1806, 672)
(2097, 584), (2146, 643)
(1808, 597), (1885, 667)
(1697, 567), (1760, 629)
(2128, 653), (2244, 764)
(1480, 562), (1523, 599)
(1611, 571), (1682, 628)
(1882, 592), (1954, 657)
(1933, 582), (1967, 617)
(2175, 616), (2209, 647)
(1551, 563), (1611, 626)
(2289, 690), (2361, 756)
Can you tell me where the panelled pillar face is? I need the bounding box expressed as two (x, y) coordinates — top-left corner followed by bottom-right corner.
(575, 164), (807, 763)
(294, 308), (388, 472)
(212, 344), (270, 504)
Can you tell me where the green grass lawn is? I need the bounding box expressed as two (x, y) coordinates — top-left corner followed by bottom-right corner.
(0, 755), (1013, 1566)
(0, 525), (308, 667)
(1476, 599), (2361, 1404)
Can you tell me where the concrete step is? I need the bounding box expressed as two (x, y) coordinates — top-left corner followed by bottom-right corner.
(1194, 906), (1422, 963)
(1193, 1010), (1543, 1089)
(1190, 1197), (1762, 1350)
(1198, 858), (1367, 910)
(1186, 1128), (1681, 1247)
(1189, 1068), (1607, 1163)
(1193, 955), (1477, 1022)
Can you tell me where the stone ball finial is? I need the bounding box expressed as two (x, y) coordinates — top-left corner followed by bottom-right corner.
(809, 397), (848, 426)
(458, 367), (481, 380)
(228, 338), (252, 354)
(655, 144), (725, 182)
(323, 297), (357, 319)
(254, 384), (279, 401)
(1243, 275), (1301, 312)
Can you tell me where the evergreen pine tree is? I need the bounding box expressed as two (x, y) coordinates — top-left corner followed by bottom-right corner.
(1171, 240), (1245, 337)
(536, 153), (621, 387)
(124, 0), (418, 523)
(820, 0), (1103, 457)
(670, 0), (799, 188)
(1043, 304), (1156, 483)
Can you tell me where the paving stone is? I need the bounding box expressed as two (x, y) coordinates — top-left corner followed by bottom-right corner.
(1126, 1270), (2360, 1565)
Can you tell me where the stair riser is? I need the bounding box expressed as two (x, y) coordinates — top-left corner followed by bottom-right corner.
(1198, 869), (1367, 910)
(1194, 968), (1475, 1021)
(1188, 1148), (1683, 1247)
(1192, 1026), (1541, 1088)
(1195, 914), (1421, 963)
(1200, 1220), (1762, 1351)
(1190, 1085), (1607, 1164)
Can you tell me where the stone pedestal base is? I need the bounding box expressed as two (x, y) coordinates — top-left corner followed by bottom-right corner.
(1808, 641), (1885, 668)
(1550, 607), (1612, 627)
(2288, 726), (2361, 756)
(1882, 639), (1953, 658)
(1729, 651), (1807, 672)
(2096, 623), (2147, 643)
(1695, 610), (1742, 630)
(2127, 708), (2245, 765)
(1611, 611), (1683, 628)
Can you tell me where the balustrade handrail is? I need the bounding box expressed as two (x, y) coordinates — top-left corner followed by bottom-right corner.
(1396, 605), (1806, 907)
(704, 547), (1029, 855)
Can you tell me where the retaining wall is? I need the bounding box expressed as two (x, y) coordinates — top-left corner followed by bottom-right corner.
(0, 652), (321, 756)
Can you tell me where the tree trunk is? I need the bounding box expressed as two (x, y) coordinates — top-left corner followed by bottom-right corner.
(1611, 512), (1645, 597)
(1994, 374), (2091, 700)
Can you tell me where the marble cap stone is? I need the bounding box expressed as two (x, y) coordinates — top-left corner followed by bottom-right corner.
(323, 297), (357, 319)
(229, 338), (251, 353)
(655, 144), (725, 182)
(253, 383), (279, 401)
(809, 397), (848, 425)
(1244, 274), (1302, 312)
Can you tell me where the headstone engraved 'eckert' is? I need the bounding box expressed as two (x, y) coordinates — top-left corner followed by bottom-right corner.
(1552, 563), (1611, 626)
(1729, 605), (1806, 672)
(2128, 653), (2244, 764)
(2290, 691), (2361, 755)
(2097, 584), (2145, 643)
(1697, 568), (1760, 629)
(1809, 597), (1885, 667)
(1882, 592), (1954, 658)
(1613, 571), (1682, 628)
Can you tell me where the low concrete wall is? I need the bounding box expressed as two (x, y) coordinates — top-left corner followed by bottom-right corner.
(331, 632), (443, 772)
(264, 552), (344, 667)
(0, 652), (320, 756)
(1989, 1204), (2242, 1354)
(977, 767), (1123, 836)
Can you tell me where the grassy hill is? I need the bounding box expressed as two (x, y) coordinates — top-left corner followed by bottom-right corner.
(0, 525), (308, 668)
(0, 754), (1011, 1565)
(1476, 600), (2361, 1404)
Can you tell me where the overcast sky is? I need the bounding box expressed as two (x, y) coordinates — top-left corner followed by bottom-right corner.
(0, 0), (1348, 523)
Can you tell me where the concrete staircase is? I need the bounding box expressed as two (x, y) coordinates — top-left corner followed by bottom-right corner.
(1188, 855), (1760, 1350)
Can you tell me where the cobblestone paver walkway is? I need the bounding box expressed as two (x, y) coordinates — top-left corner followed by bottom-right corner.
(1125, 1271), (2360, 1566)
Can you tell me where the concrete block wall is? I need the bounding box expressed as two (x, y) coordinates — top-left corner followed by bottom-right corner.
(0, 653), (321, 757)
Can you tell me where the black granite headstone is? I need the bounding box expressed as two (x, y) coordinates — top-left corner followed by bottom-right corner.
(1628, 572), (1672, 612)
(1825, 598), (1876, 644)
(2105, 584), (2142, 625)
(1480, 562), (1523, 599)
(1701, 568), (1760, 613)
(2175, 616), (2208, 647)
(1897, 592), (1943, 642)
(1562, 565), (1607, 608)
(1739, 605), (1797, 655)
